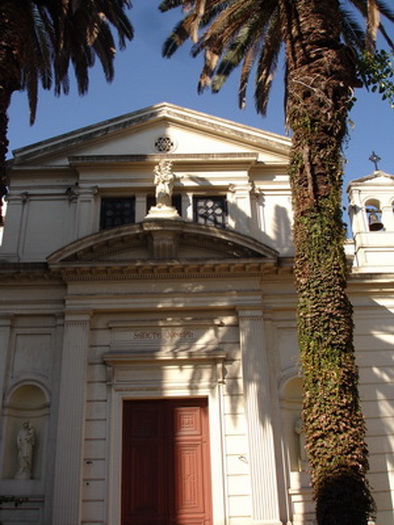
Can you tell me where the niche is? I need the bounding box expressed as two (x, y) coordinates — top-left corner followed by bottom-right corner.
(280, 376), (306, 473)
(365, 199), (384, 231)
(2, 383), (49, 480)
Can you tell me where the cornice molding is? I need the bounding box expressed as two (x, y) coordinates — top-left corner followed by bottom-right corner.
(68, 152), (260, 167)
(10, 102), (291, 165)
(48, 220), (279, 264)
(52, 259), (278, 282)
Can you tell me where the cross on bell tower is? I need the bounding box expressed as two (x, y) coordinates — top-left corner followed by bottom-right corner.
(369, 151), (381, 171)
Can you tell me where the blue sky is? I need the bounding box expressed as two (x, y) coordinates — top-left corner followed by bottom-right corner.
(7, 0), (394, 202)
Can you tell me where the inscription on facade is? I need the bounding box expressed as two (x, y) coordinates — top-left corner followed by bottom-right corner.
(133, 330), (194, 340)
(111, 326), (215, 349)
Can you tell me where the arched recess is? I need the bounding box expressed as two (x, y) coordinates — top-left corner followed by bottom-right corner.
(279, 374), (315, 524)
(2, 382), (50, 480)
(279, 374), (304, 474)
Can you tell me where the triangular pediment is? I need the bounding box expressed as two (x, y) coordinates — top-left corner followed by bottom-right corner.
(48, 219), (278, 269)
(347, 170), (394, 190)
(10, 102), (290, 168)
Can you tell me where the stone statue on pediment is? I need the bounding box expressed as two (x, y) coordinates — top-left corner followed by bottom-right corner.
(154, 160), (176, 208)
(145, 160), (182, 220)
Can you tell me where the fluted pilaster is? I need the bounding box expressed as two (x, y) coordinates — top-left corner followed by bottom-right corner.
(238, 309), (282, 525)
(52, 312), (90, 524)
(0, 316), (12, 419)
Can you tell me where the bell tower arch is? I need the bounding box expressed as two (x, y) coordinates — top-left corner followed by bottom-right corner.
(347, 169), (394, 272)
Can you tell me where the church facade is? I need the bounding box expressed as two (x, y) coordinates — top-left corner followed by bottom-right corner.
(0, 103), (393, 525)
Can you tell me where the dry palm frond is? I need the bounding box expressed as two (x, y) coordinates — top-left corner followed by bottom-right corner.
(367, 0), (380, 51)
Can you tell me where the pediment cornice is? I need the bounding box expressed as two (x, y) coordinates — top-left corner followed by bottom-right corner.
(11, 103), (291, 165)
(47, 219), (279, 279)
(346, 170), (394, 190)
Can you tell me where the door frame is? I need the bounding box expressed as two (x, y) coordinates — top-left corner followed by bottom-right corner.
(104, 357), (227, 525)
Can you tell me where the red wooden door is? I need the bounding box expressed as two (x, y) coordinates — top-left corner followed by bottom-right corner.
(122, 399), (212, 525)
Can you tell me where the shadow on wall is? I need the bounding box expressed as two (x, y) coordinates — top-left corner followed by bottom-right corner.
(273, 204), (293, 255)
(353, 297), (394, 524)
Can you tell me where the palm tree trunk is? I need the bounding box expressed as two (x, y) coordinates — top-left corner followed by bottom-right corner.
(280, 0), (375, 523)
(0, 1), (25, 223)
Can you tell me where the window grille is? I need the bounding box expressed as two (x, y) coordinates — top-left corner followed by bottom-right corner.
(193, 196), (227, 228)
(100, 197), (135, 230)
(154, 136), (175, 153)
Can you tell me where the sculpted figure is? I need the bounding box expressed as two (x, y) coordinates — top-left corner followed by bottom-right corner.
(154, 160), (175, 207)
(15, 420), (35, 479)
(294, 416), (308, 471)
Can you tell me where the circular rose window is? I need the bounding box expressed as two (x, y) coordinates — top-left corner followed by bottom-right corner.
(154, 136), (175, 153)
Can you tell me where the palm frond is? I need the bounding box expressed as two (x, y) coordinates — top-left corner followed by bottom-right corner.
(21, 3), (53, 123)
(163, 0), (393, 116)
(375, 0), (394, 23)
(159, 0), (184, 13)
(254, 11), (282, 116)
(92, 21), (116, 82)
(238, 41), (259, 109)
(378, 23), (394, 48)
(367, 0), (380, 51)
(162, 14), (198, 56)
(7, 0), (133, 123)
(210, 18), (261, 93)
(339, 7), (366, 51)
(349, 0), (394, 49)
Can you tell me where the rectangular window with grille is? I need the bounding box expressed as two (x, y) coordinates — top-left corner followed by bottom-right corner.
(193, 196), (227, 228)
(100, 197), (136, 230)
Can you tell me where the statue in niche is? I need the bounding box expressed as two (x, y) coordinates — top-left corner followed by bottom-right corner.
(154, 160), (176, 207)
(15, 420), (35, 480)
(294, 416), (308, 471)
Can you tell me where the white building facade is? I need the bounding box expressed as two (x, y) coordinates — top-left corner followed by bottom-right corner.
(0, 103), (393, 525)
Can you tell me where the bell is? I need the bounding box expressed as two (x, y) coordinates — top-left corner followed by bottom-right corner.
(368, 211), (384, 231)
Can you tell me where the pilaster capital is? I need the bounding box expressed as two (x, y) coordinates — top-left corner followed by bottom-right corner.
(77, 185), (99, 199)
(63, 311), (92, 324)
(237, 307), (264, 321)
(0, 315), (13, 327)
(228, 182), (253, 194)
(251, 183), (265, 196)
(6, 192), (29, 204)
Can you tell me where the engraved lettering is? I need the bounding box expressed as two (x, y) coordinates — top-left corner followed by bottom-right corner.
(131, 329), (195, 341)
(133, 331), (161, 340)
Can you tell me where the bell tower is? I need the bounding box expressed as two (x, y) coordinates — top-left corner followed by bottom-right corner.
(347, 169), (394, 272)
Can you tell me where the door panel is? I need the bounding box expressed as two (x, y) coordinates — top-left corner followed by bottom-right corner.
(122, 404), (167, 524)
(122, 399), (212, 525)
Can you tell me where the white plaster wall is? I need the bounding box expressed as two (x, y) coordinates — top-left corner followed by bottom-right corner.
(352, 302), (394, 525)
(0, 304), (64, 525)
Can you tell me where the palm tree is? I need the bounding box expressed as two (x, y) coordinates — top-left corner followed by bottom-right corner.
(160, 0), (393, 523)
(0, 0), (133, 222)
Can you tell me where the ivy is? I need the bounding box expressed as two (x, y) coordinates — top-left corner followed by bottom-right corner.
(286, 64), (376, 521)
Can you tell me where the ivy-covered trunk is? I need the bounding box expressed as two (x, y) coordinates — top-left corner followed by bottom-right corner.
(280, 0), (375, 523)
(0, 1), (26, 223)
